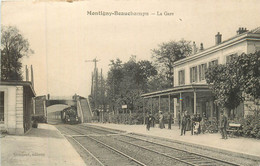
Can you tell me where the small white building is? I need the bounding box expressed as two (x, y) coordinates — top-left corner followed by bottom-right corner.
(0, 81), (36, 135)
(142, 27), (260, 123)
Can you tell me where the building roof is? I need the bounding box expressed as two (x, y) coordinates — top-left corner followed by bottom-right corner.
(141, 27), (260, 99)
(174, 26), (260, 67)
(0, 80), (36, 96)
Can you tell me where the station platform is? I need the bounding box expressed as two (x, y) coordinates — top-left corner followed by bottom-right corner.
(88, 123), (260, 159)
(0, 123), (86, 166)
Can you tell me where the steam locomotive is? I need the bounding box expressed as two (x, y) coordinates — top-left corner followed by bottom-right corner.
(61, 106), (80, 124)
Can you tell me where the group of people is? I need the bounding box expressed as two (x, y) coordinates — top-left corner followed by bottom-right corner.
(180, 111), (204, 136)
(180, 110), (228, 139)
(146, 111), (170, 131)
(147, 109), (228, 139)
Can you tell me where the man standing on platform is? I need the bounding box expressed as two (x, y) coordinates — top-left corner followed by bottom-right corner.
(146, 112), (152, 131)
(220, 111), (228, 139)
(168, 112), (172, 129)
(181, 111), (188, 136)
(191, 113), (196, 135)
(178, 111), (181, 129)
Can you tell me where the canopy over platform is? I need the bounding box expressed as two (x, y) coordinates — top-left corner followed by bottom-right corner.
(141, 84), (211, 99)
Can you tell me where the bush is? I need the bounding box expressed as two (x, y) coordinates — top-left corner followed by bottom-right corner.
(32, 115), (47, 123)
(103, 112), (145, 125)
(32, 120), (38, 128)
(240, 111), (260, 139)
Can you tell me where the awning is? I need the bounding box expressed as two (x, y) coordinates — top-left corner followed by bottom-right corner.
(141, 84), (211, 99)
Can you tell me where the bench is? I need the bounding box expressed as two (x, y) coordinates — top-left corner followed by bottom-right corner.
(227, 123), (242, 137)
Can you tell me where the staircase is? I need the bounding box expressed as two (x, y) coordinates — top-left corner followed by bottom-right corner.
(80, 99), (92, 123)
(35, 97), (45, 116)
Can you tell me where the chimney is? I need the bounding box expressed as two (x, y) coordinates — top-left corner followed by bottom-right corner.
(25, 65), (29, 81)
(200, 43), (204, 51)
(31, 65), (34, 89)
(192, 41), (197, 55)
(237, 27), (248, 35)
(215, 32), (222, 45)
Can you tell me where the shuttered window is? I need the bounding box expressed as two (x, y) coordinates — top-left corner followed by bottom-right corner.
(190, 66), (198, 83)
(178, 70), (185, 85)
(199, 63), (207, 81)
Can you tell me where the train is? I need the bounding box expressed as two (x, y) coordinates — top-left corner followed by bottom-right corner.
(61, 106), (80, 124)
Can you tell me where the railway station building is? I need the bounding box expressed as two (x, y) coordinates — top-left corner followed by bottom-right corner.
(0, 81), (36, 134)
(141, 27), (260, 123)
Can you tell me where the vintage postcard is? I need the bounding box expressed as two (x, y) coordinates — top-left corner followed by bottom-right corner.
(1, 0), (260, 165)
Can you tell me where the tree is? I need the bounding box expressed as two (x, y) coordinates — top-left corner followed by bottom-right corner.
(205, 51), (260, 116)
(235, 51), (260, 100)
(137, 60), (158, 90)
(147, 73), (170, 91)
(1, 26), (33, 81)
(205, 64), (243, 116)
(118, 56), (157, 113)
(106, 56), (157, 115)
(106, 59), (124, 113)
(151, 39), (192, 87)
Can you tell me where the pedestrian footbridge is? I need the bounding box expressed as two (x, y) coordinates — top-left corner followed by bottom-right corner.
(46, 99), (77, 107)
(34, 95), (93, 123)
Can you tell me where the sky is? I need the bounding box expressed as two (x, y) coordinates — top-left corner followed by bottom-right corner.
(1, 0), (260, 98)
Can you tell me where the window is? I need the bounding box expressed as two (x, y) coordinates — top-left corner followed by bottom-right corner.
(0, 92), (4, 123)
(178, 70), (185, 85)
(209, 59), (218, 67)
(199, 63), (207, 81)
(190, 66), (198, 83)
(226, 53), (238, 63)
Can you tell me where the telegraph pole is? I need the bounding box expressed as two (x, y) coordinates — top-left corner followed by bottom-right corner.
(91, 72), (94, 96)
(85, 58), (99, 71)
(85, 58), (100, 110)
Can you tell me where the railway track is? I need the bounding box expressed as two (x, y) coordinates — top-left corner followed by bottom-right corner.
(57, 124), (242, 166)
(57, 125), (146, 166)
(79, 125), (242, 166)
(79, 124), (260, 165)
(81, 125), (239, 165)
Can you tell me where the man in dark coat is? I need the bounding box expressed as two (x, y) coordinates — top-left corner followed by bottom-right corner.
(178, 111), (181, 129)
(181, 111), (188, 136)
(168, 113), (172, 129)
(220, 112), (228, 139)
(200, 113), (207, 134)
(191, 114), (196, 135)
(146, 113), (152, 131)
(197, 113), (202, 134)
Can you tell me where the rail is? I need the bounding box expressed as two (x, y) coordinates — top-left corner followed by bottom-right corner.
(62, 125), (146, 166)
(75, 125), (240, 166)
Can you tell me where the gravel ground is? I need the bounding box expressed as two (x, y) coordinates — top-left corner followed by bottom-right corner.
(56, 124), (260, 166)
